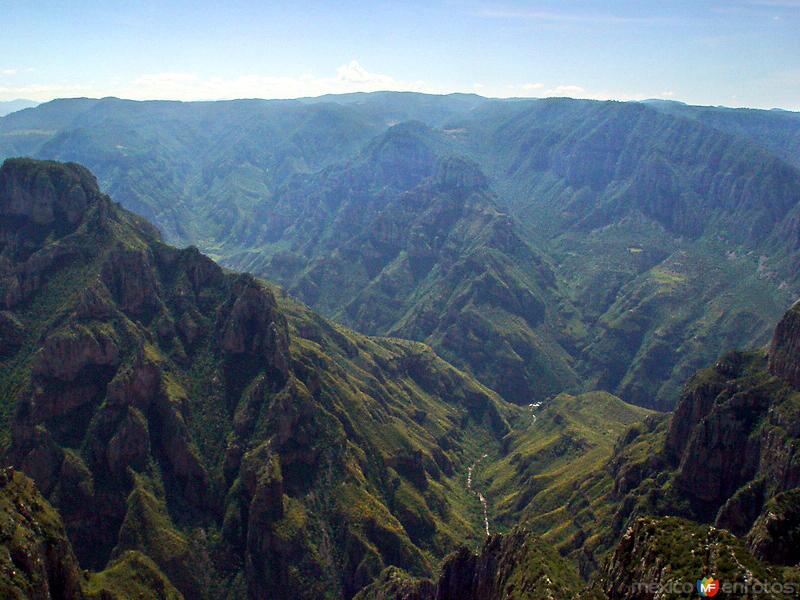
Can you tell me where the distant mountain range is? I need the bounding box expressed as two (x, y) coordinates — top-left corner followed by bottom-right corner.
(0, 98), (38, 117)
(2, 92), (798, 411)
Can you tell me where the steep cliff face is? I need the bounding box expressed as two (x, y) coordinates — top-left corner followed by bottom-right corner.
(666, 349), (800, 528)
(0, 159), (98, 262)
(354, 527), (580, 600)
(587, 303), (800, 587)
(0, 159), (160, 309)
(434, 527), (579, 600)
(0, 158), (522, 599)
(769, 300), (800, 390)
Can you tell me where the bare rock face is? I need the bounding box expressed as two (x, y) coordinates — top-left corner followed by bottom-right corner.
(768, 300), (800, 389)
(0, 159), (95, 226)
(217, 274), (290, 380)
(240, 445), (288, 600)
(11, 428), (65, 498)
(435, 528), (577, 600)
(72, 280), (116, 321)
(107, 406), (151, 474)
(0, 160), (107, 311)
(672, 384), (767, 510)
(101, 247), (163, 316)
(663, 372), (726, 463)
(596, 516), (790, 600)
(596, 517), (690, 600)
(658, 304), (800, 527)
(32, 323), (120, 382)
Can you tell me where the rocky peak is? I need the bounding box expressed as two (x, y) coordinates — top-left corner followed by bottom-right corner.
(768, 300), (800, 389)
(363, 121), (437, 188)
(431, 157), (487, 192)
(0, 158), (101, 227)
(0, 160), (106, 310)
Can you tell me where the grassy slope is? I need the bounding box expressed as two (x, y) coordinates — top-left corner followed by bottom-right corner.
(478, 393), (654, 561)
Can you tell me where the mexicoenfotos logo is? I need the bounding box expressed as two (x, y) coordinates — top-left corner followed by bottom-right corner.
(697, 576), (720, 597)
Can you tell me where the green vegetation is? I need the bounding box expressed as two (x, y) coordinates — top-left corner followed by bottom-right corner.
(4, 158), (623, 598)
(85, 551), (183, 600)
(1, 95), (800, 599)
(594, 516), (799, 600)
(3, 95), (799, 411)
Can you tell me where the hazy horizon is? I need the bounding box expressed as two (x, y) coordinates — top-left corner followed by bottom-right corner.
(3, 90), (799, 114)
(3, 1), (799, 111)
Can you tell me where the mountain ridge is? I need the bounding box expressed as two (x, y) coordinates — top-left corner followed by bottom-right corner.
(0, 157), (655, 599)
(3, 93), (797, 410)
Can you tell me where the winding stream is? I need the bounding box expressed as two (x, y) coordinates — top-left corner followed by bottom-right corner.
(467, 453), (491, 537)
(466, 403), (542, 539)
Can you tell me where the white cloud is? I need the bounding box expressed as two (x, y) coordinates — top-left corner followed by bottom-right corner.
(116, 61), (439, 101)
(335, 60), (394, 86)
(0, 61), (446, 102)
(1, 69), (18, 76)
(0, 63), (743, 109)
(548, 84), (587, 96)
(120, 71), (648, 104)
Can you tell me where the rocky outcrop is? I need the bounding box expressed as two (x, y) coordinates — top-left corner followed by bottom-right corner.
(353, 567), (435, 600)
(353, 528), (582, 600)
(0, 468), (84, 600)
(0, 159), (97, 227)
(747, 489), (800, 566)
(596, 303), (800, 590)
(663, 362), (728, 463)
(655, 343), (797, 526)
(0, 160), (115, 311)
(106, 406), (151, 474)
(435, 528), (578, 600)
(671, 378), (768, 514)
(32, 323), (120, 383)
(768, 300), (800, 389)
(217, 274), (290, 381)
(596, 516), (787, 600)
(241, 446), (287, 598)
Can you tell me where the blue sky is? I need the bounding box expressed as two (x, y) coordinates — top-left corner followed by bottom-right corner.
(1, 0), (799, 109)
